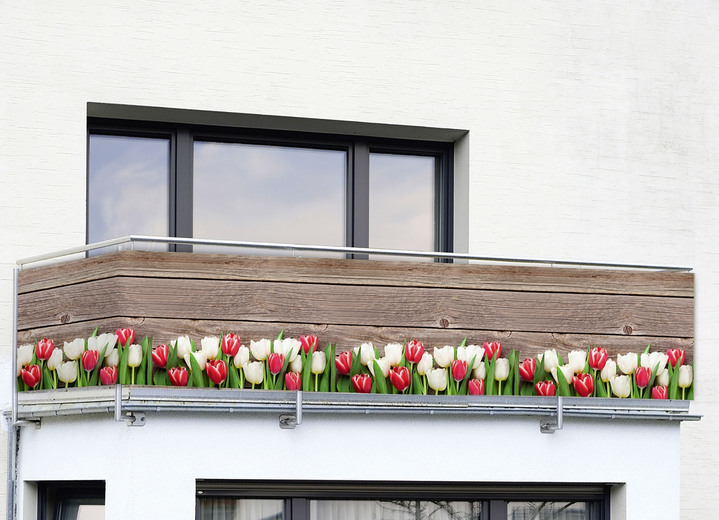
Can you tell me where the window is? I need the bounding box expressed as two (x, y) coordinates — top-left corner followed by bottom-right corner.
(88, 117), (453, 257)
(38, 481), (105, 520)
(195, 481), (608, 520)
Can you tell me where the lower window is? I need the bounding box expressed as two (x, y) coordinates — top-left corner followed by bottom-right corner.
(38, 481), (105, 520)
(195, 481), (607, 520)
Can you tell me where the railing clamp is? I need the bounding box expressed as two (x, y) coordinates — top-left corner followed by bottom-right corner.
(279, 391), (303, 429)
(540, 396), (564, 434)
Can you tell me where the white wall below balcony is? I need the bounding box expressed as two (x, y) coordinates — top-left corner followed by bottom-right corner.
(16, 411), (678, 520)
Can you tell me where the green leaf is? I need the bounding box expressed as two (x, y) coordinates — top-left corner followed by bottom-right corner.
(555, 367), (571, 397)
(302, 351), (313, 391)
(534, 354), (544, 385)
(189, 354), (205, 388)
(458, 354), (476, 395)
(90, 327), (99, 337)
(595, 374), (607, 397)
(668, 364), (679, 400)
(228, 365), (240, 389)
(328, 344), (336, 392)
(485, 359), (496, 396)
(458, 337), (467, 349)
(275, 330), (284, 341)
(338, 378), (350, 393)
(411, 370), (423, 395)
(88, 345), (108, 386)
(372, 360), (388, 394)
(643, 344), (652, 354)
(349, 349), (362, 378)
(119, 345), (129, 385)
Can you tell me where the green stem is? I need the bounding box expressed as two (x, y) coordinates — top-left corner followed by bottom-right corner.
(682, 387), (686, 400)
(314, 373), (318, 392)
(131, 366), (135, 386)
(498, 380), (503, 395)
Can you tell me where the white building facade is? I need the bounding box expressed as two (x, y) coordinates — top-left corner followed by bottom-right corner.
(1, 2), (717, 519)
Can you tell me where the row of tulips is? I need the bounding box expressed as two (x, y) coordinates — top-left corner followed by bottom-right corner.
(16, 329), (694, 400)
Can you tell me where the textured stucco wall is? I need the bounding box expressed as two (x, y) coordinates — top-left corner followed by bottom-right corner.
(1, 1), (717, 518)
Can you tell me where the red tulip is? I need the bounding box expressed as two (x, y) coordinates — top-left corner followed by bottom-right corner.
(336, 351), (352, 376)
(451, 359), (467, 381)
(535, 380), (556, 396)
(116, 328), (135, 348)
(222, 333), (241, 357)
(82, 350), (100, 371)
(468, 378), (485, 395)
(518, 358), (536, 382)
(268, 352), (284, 375)
(588, 346), (608, 371)
(21, 364), (41, 388)
(351, 373), (372, 393)
(299, 335), (318, 355)
(483, 341), (502, 361)
(100, 366), (117, 385)
(168, 367), (189, 386)
(152, 344), (169, 368)
(667, 348), (685, 368)
(652, 385), (668, 399)
(635, 366), (651, 388)
(35, 338), (54, 361)
(389, 366), (411, 392)
(573, 373), (594, 397)
(405, 340), (424, 364)
(285, 372), (301, 390)
(206, 359), (228, 385)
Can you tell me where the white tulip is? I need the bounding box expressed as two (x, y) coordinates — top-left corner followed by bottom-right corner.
(540, 349), (559, 373)
(47, 348), (63, 371)
(234, 345), (250, 369)
(63, 338), (85, 360)
(473, 361), (486, 381)
(354, 343), (376, 366)
(383, 343), (403, 367)
(17, 344), (34, 373)
(433, 346), (454, 368)
(368, 357), (390, 378)
(600, 359), (616, 383)
(551, 364), (575, 385)
(417, 352), (433, 375)
(200, 336), (220, 360)
(311, 351), (327, 375)
(274, 338), (301, 362)
(105, 348), (119, 367)
(244, 361), (264, 385)
(289, 354), (303, 373)
(494, 358), (510, 381)
(57, 361), (77, 384)
(567, 350), (586, 374)
(656, 368), (670, 387)
(610, 375), (631, 398)
(463, 344), (484, 369)
(184, 350), (207, 371)
(88, 333), (117, 355)
(640, 351), (668, 375)
(427, 368), (447, 392)
(173, 335), (193, 359)
(617, 353), (638, 375)
(250, 338), (271, 361)
(678, 365), (693, 388)
(127, 344), (143, 368)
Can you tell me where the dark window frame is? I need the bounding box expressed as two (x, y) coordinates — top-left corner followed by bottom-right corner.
(37, 480), (105, 520)
(87, 118), (454, 255)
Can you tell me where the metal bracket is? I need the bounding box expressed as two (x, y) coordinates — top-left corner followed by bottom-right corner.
(279, 391), (303, 429)
(122, 411), (146, 427)
(540, 396), (563, 434)
(14, 419), (41, 430)
(113, 384), (146, 426)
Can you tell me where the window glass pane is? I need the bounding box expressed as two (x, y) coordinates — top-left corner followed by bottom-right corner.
(193, 141), (346, 255)
(369, 153), (435, 257)
(507, 501), (591, 520)
(88, 135), (169, 253)
(196, 498), (284, 520)
(310, 499), (480, 520)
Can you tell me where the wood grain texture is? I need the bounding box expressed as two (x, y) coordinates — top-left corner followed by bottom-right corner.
(18, 250), (694, 296)
(17, 276), (693, 337)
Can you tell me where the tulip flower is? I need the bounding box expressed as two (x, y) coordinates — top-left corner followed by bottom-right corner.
(368, 357), (390, 378)
(335, 351), (352, 376)
(351, 374), (372, 393)
(494, 358), (510, 394)
(116, 328), (135, 348)
(483, 341), (501, 361)
(268, 352), (285, 375)
(35, 338), (54, 361)
(518, 358), (536, 383)
(221, 333), (241, 357)
(535, 380), (556, 396)
(57, 361), (77, 385)
(656, 368), (669, 387)
(573, 373), (594, 397)
(567, 350), (586, 374)
(354, 342), (376, 366)
(551, 365), (574, 386)
(285, 371), (301, 390)
(405, 339), (424, 364)
(127, 344), (143, 368)
(427, 368), (447, 393)
(433, 346), (454, 368)
(389, 366), (411, 392)
(100, 366), (117, 385)
(184, 350), (207, 371)
(88, 333), (117, 355)
(311, 351), (326, 391)
(174, 335), (193, 359)
(206, 359), (228, 386)
(16, 344), (33, 375)
(600, 359), (616, 382)
(105, 348), (119, 367)
(274, 338), (301, 363)
(82, 350), (100, 372)
(289, 355), (302, 373)
(234, 345), (250, 369)
(63, 338), (85, 360)
(384, 343), (403, 367)
(588, 347), (608, 371)
(47, 348), (63, 371)
(200, 336), (220, 360)
(152, 344), (169, 368)
(468, 378), (485, 395)
(451, 359), (468, 382)
(616, 353), (638, 375)
(473, 361), (486, 381)
(168, 366), (189, 386)
(652, 385), (668, 400)
(610, 375), (631, 398)
(21, 365), (41, 388)
(641, 351), (668, 375)
(540, 349), (559, 373)
(635, 366), (651, 389)
(667, 348), (685, 368)
(250, 338), (271, 361)
(244, 361), (264, 387)
(417, 352), (433, 375)
(678, 365), (693, 399)
(299, 335), (318, 355)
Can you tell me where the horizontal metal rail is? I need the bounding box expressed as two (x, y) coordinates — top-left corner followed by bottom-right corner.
(17, 235), (693, 271)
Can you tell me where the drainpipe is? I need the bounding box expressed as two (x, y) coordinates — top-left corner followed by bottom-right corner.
(7, 267), (19, 520)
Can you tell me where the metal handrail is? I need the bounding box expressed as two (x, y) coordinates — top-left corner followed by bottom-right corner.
(16, 235), (693, 271)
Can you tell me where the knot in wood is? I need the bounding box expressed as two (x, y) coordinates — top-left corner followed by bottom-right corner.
(623, 325), (633, 335)
(60, 314), (70, 324)
(439, 318), (450, 328)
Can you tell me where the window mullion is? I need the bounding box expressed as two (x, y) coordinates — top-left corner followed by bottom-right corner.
(350, 140), (369, 256)
(175, 128), (193, 251)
